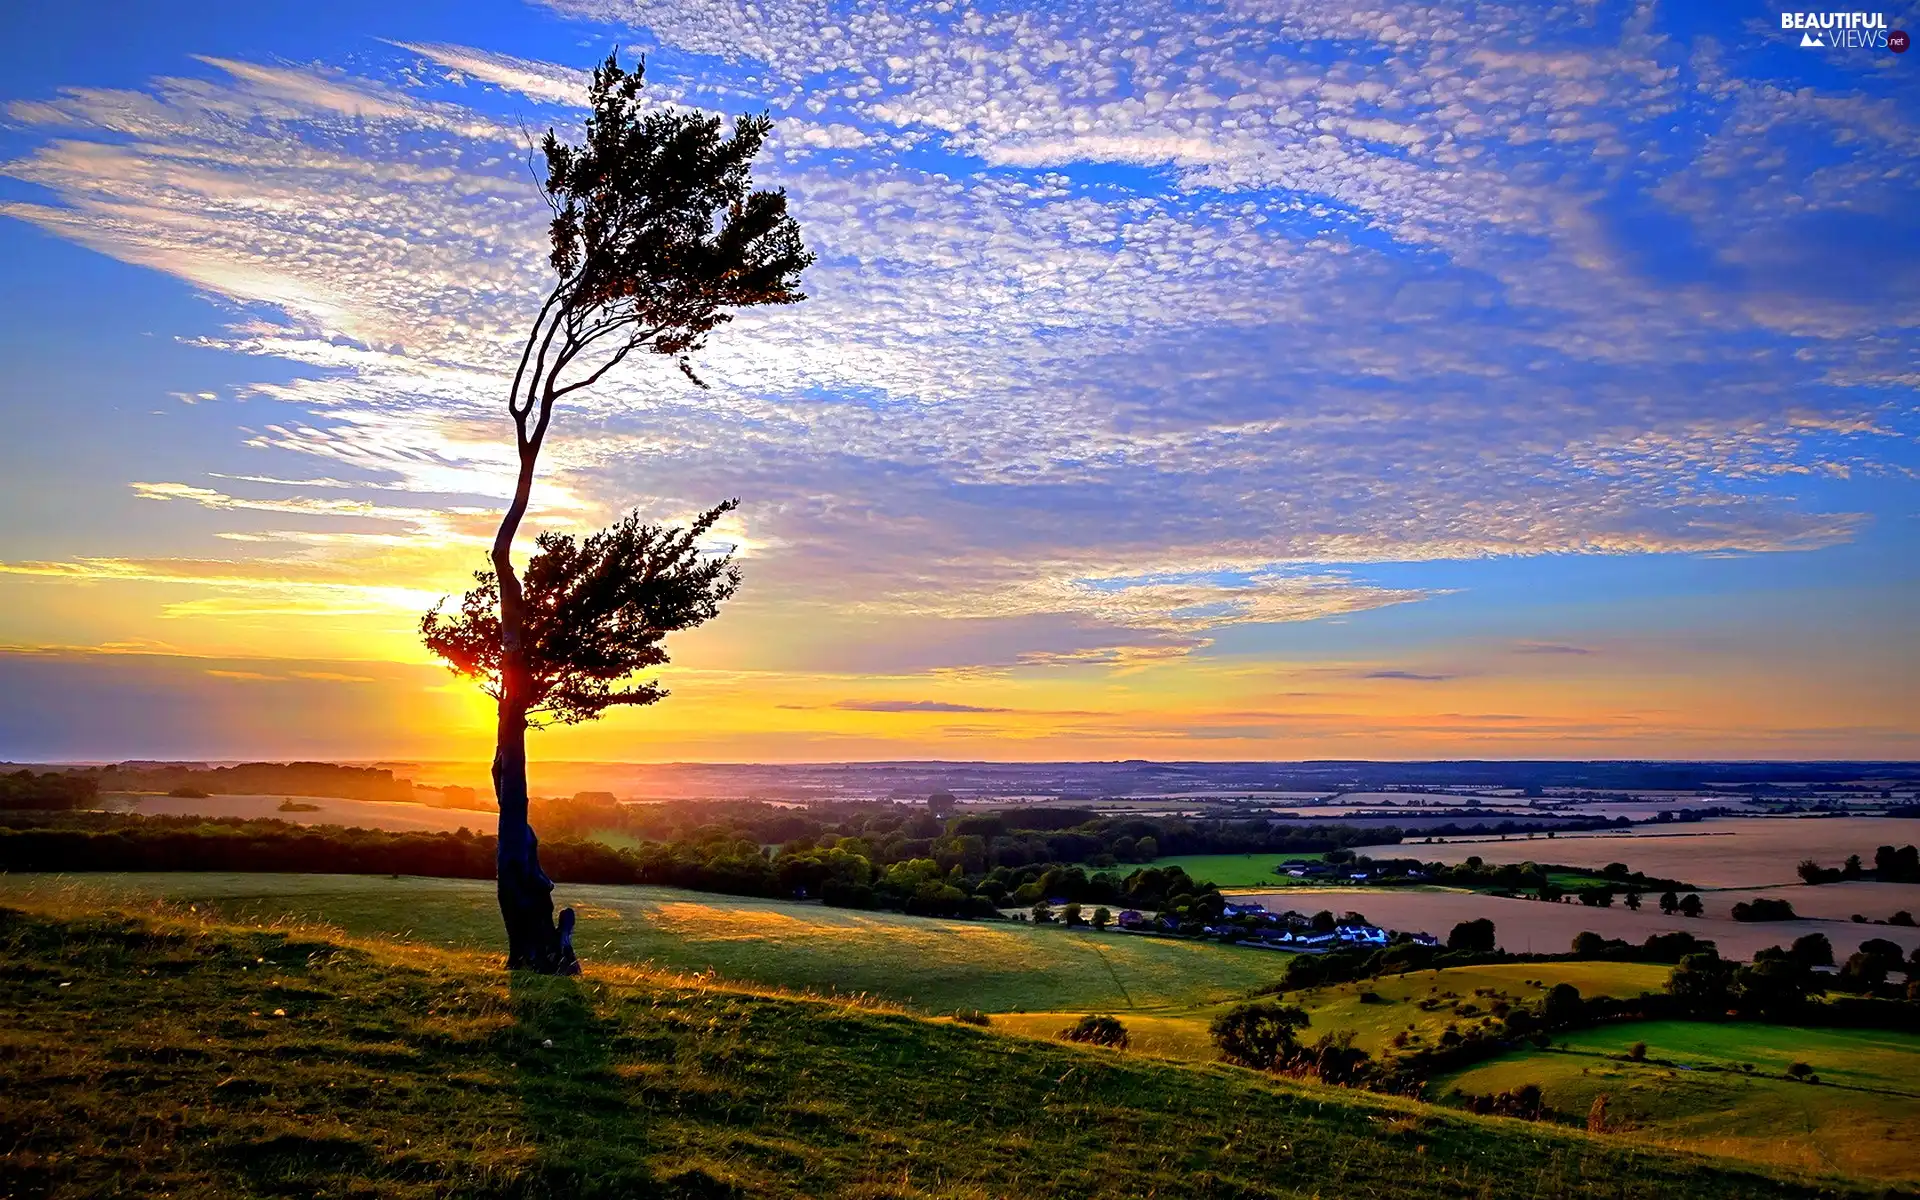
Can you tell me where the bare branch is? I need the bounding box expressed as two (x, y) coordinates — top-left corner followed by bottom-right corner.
(551, 339), (638, 400)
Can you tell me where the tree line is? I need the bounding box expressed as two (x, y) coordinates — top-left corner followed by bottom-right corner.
(1798, 844), (1920, 884)
(0, 812), (1222, 921)
(0, 771), (98, 811)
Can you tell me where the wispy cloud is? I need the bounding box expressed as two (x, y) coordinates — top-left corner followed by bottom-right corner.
(0, 0), (1914, 746)
(829, 699), (1013, 714)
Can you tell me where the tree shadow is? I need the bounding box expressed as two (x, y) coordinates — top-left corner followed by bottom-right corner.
(507, 970), (650, 1197)
(505, 970), (747, 1199)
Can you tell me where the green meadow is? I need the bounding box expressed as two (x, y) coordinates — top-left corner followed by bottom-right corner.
(991, 960), (1673, 1066)
(0, 903), (1874, 1199)
(1433, 1021), (1920, 1184)
(0, 872), (1292, 1014)
(1152, 851), (1325, 887)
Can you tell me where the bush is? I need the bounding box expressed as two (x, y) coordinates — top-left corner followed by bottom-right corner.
(1059, 1014), (1128, 1049)
(1210, 1001), (1309, 1071)
(1786, 1061), (1813, 1080)
(952, 1009), (991, 1027)
(1455, 1083), (1545, 1120)
(1730, 897), (1796, 922)
(1627, 1041), (1648, 1062)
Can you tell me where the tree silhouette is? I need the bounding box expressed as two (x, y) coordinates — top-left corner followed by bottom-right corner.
(423, 55), (810, 973)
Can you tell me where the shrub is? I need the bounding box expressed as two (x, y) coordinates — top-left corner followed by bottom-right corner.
(1786, 1061), (1813, 1080)
(1210, 1001), (1309, 1070)
(1730, 897), (1796, 922)
(952, 1009), (990, 1027)
(1060, 1014), (1128, 1049)
(1456, 1083), (1546, 1120)
(1627, 1041), (1648, 1062)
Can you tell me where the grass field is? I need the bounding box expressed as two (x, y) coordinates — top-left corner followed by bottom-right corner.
(1432, 1021), (1920, 1184)
(1156, 852), (1622, 895)
(0, 903), (1875, 1198)
(1290, 961), (1672, 1055)
(988, 961), (1673, 1067)
(0, 872), (1295, 1015)
(1152, 852), (1324, 887)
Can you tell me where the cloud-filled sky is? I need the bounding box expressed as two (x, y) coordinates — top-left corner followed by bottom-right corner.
(0, 0), (1915, 762)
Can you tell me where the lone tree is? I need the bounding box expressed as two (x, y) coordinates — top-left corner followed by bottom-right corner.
(421, 56), (811, 973)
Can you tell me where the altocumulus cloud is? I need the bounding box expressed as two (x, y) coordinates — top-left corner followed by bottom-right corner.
(1, 0), (1914, 674)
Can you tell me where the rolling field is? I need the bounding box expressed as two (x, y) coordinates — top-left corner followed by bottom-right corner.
(0, 872), (1293, 1014)
(1432, 1021), (1920, 1183)
(988, 961), (1672, 1066)
(0, 905), (1860, 1200)
(1290, 962), (1671, 1055)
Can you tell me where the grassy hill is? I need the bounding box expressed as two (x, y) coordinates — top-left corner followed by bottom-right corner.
(0, 903), (1876, 1199)
(0, 873), (1292, 1013)
(1433, 1021), (1920, 1184)
(991, 961), (1673, 1066)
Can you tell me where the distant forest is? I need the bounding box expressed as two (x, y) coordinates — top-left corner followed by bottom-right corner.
(7, 793), (1647, 921)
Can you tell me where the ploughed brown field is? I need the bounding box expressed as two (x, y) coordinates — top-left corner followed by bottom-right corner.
(1364, 816), (1920, 888)
(1231, 886), (1920, 962)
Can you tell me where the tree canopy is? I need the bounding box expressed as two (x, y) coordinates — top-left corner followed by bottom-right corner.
(422, 501), (741, 726)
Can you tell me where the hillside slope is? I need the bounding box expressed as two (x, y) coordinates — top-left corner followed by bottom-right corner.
(0, 907), (1877, 1199)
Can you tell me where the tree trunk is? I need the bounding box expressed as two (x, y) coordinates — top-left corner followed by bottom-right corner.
(493, 696), (575, 973)
(490, 375), (578, 975)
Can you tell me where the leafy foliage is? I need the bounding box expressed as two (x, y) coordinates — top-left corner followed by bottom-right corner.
(1211, 1001), (1311, 1071)
(0, 770), (95, 811)
(422, 503), (741, 725)
(538, 56), (812, 387)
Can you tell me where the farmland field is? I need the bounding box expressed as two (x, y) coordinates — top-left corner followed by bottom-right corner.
(95, 791), (493, 834)
(1152, 851), (1324, 886)
(1371, 817), (1920, 888)
(1704, 882), (1920, 924)
(1432, 1020), (1920, 1183)
(1234, 886), (1920, 962)
(0, 872), (1292, 1014)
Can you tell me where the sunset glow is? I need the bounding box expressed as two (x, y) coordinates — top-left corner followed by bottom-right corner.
(2, 0), (1915, 763)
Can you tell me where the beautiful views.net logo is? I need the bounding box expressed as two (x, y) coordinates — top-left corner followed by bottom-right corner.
(1779, 11), (1903, 51)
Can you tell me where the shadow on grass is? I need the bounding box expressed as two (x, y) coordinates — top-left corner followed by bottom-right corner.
(506, 972), (744, 1199)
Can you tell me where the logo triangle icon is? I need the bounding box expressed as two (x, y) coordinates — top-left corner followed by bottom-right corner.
(1800, 30), (1824, 46)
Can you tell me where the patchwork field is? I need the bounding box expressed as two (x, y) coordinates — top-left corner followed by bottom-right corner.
(1233, 886), (1920, 962)
(1372, 817), (1920, 889)
(1432, 1021), (1920, 1184)
(0, 872), (1293, 1014)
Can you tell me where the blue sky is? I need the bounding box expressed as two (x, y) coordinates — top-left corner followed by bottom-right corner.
(0, 0), (1915, 762)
